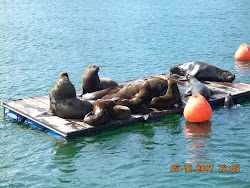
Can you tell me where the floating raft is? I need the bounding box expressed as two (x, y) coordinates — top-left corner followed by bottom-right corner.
(2, 74), (250, 138)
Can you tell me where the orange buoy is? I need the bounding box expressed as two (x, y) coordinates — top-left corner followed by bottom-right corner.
(235, 43), (250, 61)
(184, 94), (212, 123)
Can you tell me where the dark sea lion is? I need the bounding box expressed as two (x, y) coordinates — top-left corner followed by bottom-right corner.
(50, 72), (93, 119)
(81, 65), (118, 95)
(150, 78), (182, 108)
(170, 61), (235, 82)
(184, 74), (211, 100)
(117, 81), (153, 114)
(84, 99), (131, 126)
(224, 93), (234, 109)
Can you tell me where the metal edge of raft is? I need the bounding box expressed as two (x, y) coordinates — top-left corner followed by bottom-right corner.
(2, 74), (250, 139)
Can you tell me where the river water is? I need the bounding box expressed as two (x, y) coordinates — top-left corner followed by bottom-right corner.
(1, 0), (250, 187)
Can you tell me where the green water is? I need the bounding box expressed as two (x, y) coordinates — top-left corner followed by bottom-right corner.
(1, 0), (250, 187)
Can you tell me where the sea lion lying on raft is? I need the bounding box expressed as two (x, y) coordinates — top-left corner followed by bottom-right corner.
(49, 72), (93, 119)
(81, 65), (118, 95)
(81, 75), (181, 117)
(150, 78), (182, 108)
(184, 74), (211, 100)
(170, 61), (235, 82)
(116, 81), (153, 114)
(84, 99), (131, 126)
(118, 76), (168, 97)
(102, 77), (171, 113)
(81, 76), (169, 101)
(105, 77), (182, 111)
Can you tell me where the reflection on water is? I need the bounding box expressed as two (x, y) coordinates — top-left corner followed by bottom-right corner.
(183, 121), (212, 163)
(234, 60), (250, 72)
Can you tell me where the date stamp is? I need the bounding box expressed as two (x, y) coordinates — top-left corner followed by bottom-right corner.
(170, 165), (240, 173)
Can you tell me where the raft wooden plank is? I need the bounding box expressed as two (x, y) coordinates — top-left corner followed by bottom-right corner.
(32, 96), (50, 106)
(2, 99), (92, 137)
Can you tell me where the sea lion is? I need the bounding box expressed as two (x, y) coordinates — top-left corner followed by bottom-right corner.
(50, 72), (93, 119)
(184, 74), (211, 100)
(224, 93), (234, 109)
(170, 61), (235, 82)
(84, 99), (115, 126)
(82, 76), (168, 101)
(84, 99), (131, 126)
(150, 78), (182, 108)
(117, 81), (153, 114)
(81, 65), (118, 95)
(118, 77), (168, 97)
(111, 105), (131, 120)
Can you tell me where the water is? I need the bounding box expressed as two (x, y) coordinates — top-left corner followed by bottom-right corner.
(1, 0), (250, 187)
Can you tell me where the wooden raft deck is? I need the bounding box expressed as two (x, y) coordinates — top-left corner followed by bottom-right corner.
(2, 74), (250, 138)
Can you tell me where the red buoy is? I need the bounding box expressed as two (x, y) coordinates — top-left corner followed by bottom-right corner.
(235, 43), (250, 61)
(184, 94), (212, 123)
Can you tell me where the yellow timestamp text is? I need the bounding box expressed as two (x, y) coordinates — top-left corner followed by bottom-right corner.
(170, 165), (240, 173)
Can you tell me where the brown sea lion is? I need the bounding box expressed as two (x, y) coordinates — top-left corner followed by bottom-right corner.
(150, 78), (181, 109)
(84, 99), (115, 126)
(118, 77), (168, 97)
(117, 81), (153, 114)
(81, 76), (168, 100)
(81, 65), (118, 95)
(50, 72), (93, 119)
(111, 105), (131, 120)
(84, 99), (131, 126)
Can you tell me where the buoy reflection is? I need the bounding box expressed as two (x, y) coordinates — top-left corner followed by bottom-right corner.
(184, 121), (212, 163)
(235, 60), (250, 72)
(184, 121), (212, 139)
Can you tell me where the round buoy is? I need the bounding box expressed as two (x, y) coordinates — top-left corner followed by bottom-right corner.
(184, 94), (212, 123)
(235, 43), (250, 61)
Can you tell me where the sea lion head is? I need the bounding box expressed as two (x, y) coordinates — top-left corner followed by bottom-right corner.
(170, 65), (185, 76)
(50, 72), (76, 103)
(170, 63), (193, 76)
(82, 65), (102, 94)
(220, 71), (235, 82)
(85, 65), (99, 76)
(59, 72), (69, 79)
